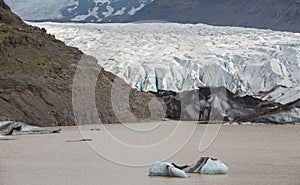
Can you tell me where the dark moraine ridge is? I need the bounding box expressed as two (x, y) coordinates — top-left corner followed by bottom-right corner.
(155, 87), (300, 124)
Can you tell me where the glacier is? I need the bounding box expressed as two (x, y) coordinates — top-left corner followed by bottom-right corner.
(29, 22), (300, 104)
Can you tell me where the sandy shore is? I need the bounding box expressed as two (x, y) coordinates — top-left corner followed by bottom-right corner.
(1, 122), (300, 185)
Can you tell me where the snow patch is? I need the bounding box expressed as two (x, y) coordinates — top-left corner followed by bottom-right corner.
(102, 5), (114, 17)
(113, 7), (126, 16)
(128, 3), (145, 15)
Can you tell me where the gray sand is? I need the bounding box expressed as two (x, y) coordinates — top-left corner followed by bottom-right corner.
(1, 122), (300, 185)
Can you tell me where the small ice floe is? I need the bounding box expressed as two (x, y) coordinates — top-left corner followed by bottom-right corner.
(65, 138), (93, 142)
(149, 161), (189, 178)
(90, 128), (101, 131)
(0, 121), (61, 136)
(174, 157), (228, 175)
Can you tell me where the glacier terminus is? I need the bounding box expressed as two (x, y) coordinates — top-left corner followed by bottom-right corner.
(30, 22), (300, 105)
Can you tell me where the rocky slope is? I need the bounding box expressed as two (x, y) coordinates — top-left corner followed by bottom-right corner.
(131, 0), (300, 32)
(0, 0), (156, 126)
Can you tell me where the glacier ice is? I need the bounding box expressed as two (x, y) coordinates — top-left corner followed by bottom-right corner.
(30, 22), (300, 103)
(198, 158), (228, 174)
(149, 157), (228, 177)
(149, 161), (189, 178)
(0, 121), (61, 135)
(180, 157), (228, 174)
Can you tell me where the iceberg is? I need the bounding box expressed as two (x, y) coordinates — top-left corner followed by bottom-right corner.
(199, 158), (228, 174)
(149, 157), (228, 178)
(149, 161), (189, 178)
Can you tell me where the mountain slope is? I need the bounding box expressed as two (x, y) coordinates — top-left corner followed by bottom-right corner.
(59, 0), (154, 22)
(5, 0), (153, 23)
(0, 0), (156, 126)
(5, 0), (300, 32)
(131, 0), (300, 32)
